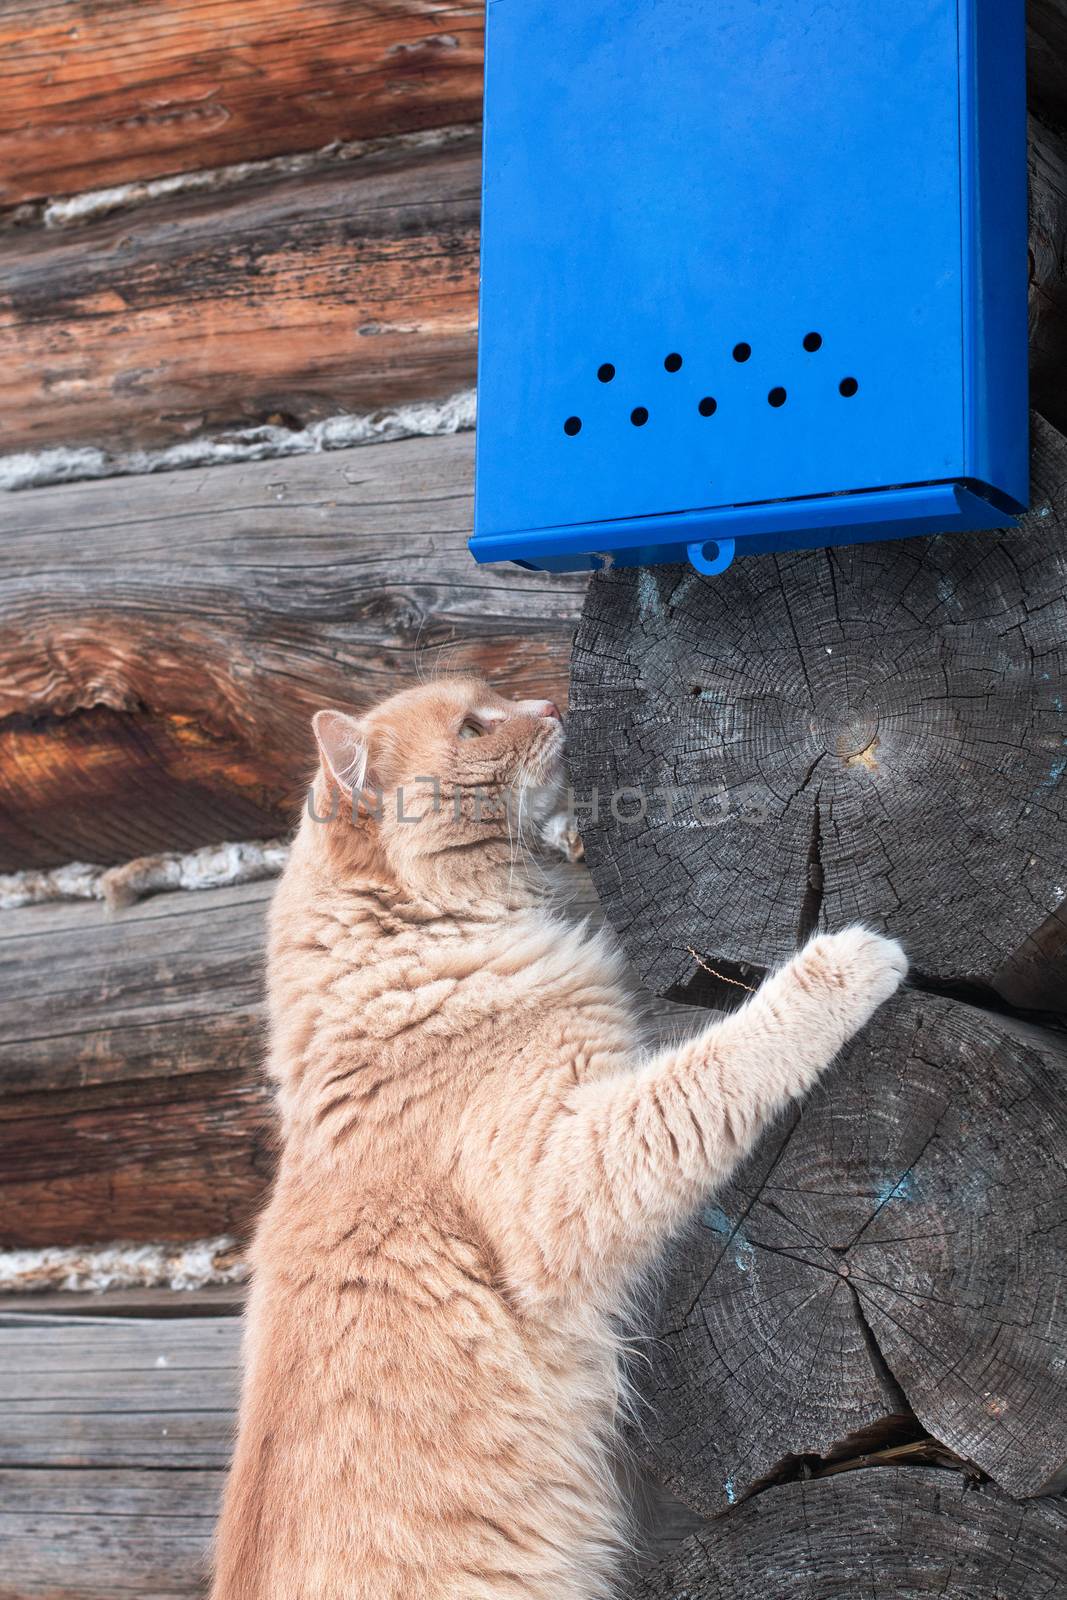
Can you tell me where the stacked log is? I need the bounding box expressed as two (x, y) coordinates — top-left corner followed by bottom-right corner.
(568, 416), (1067, 1014)
(634, 1470), (1067, 1600)
(569, 420), (1067, 1592)
(635, 994), (1067, 1510)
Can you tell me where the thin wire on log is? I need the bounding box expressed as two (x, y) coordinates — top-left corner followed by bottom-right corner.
(686, 947), (758, 993)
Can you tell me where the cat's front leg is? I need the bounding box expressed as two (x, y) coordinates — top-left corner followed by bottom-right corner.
(509, 928), (906, 1300)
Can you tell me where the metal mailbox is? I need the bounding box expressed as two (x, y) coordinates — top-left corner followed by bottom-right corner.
(470, 0), (1028, 576)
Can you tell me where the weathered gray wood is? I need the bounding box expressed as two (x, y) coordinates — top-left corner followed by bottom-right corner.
(0, 1468), (223, 1599)
(0, 432), (585, 871)
(568, 415), (1067, 1009)
(0, 1305), (234, 1597)
(632, 1467), (1067, 1599)
(1030, 0), (1067, 125)
(636, 992), (1067, 1510)
(0, 1314), (240, 1470)
(1030, 115), (1067, 436)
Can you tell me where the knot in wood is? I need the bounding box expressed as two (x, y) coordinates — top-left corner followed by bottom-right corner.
(817, 709), (880, 762)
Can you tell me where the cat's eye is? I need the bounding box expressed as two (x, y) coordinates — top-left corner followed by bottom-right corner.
(458, 718), (485, 739)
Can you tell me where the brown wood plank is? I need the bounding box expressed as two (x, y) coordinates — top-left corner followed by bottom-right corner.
(0, 1285), (244, 1318)
(0, 432), (585, 870)
(0, 881), (273, 1246)
(0, 0), (484, 208)
(0, 133), (479, 458)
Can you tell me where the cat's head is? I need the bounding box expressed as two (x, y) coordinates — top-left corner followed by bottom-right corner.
(306, 677), (576, 896)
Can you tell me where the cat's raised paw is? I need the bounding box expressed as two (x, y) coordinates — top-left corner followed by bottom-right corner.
(793, 925), (908, 1017)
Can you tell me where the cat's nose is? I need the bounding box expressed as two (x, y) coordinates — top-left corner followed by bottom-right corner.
(517, 699), (562, 721)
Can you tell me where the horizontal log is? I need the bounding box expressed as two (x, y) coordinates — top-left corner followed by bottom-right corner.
(568, 415), (1067, 1009)
(635, 1467), (1067, 1599)
(0, 1285), (245, 1318)
(0, 432), (585, 870)
(0, 1309), (229, 1592)
(0, 133), (479, 458)
(0, 1), (483, 207)
(0, 881), (274, 1246)
(638, 992), (1067, 1507)
(0, 1313), (240, 1469)
(0, 1468), (224, 1600)
(0, 865), (697, 1246)
(0, 705), (285, 870)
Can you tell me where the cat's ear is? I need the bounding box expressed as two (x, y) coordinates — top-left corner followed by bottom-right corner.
(312, 709), (374, 803)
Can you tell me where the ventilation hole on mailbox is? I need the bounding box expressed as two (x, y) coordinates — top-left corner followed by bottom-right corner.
(597, 363), (616, 383)
(664, 352), (683, 372)
(563, 416), (582, 436)
(630, 406), (649, 427)
(839, 376), (859, 397)
(768, 386), (787, 407)
(803, 332), (823, 352)
(732, 342), (752, 362)
(698, 396), (717, 417)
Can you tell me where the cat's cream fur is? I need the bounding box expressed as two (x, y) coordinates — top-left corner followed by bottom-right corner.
(210, 677), (907, 1600)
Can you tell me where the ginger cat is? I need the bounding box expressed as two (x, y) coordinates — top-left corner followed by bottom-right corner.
(210, 676), (907, 1600)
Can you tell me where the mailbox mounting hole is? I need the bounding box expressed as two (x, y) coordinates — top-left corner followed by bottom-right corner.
(698, 396), (718, 417)
(768, 386), (787, 407)
(597, 363), (615, 383)
(839, 376), (859, 397)
(631, 406), (649, 426)
(664, 352), (683, 372)
(803, 331), (823, 352)
(732, 342), (752, 362)
(563, 416), (582, 436)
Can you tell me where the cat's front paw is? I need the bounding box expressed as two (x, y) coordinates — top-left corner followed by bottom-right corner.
(792, 925), (907, 1033)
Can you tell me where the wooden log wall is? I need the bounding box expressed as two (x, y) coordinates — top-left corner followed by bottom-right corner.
(1, 3), (1066, 1598)
(0, 435), (582, 870)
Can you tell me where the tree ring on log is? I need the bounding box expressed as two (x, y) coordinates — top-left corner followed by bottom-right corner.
(633, 1467), (1067, 1599)
(567, 418), (1067, 1007)
(635, 993), (1067, 1510)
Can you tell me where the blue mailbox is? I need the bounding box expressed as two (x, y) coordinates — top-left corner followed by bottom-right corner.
(469, 0), (1028, 576)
